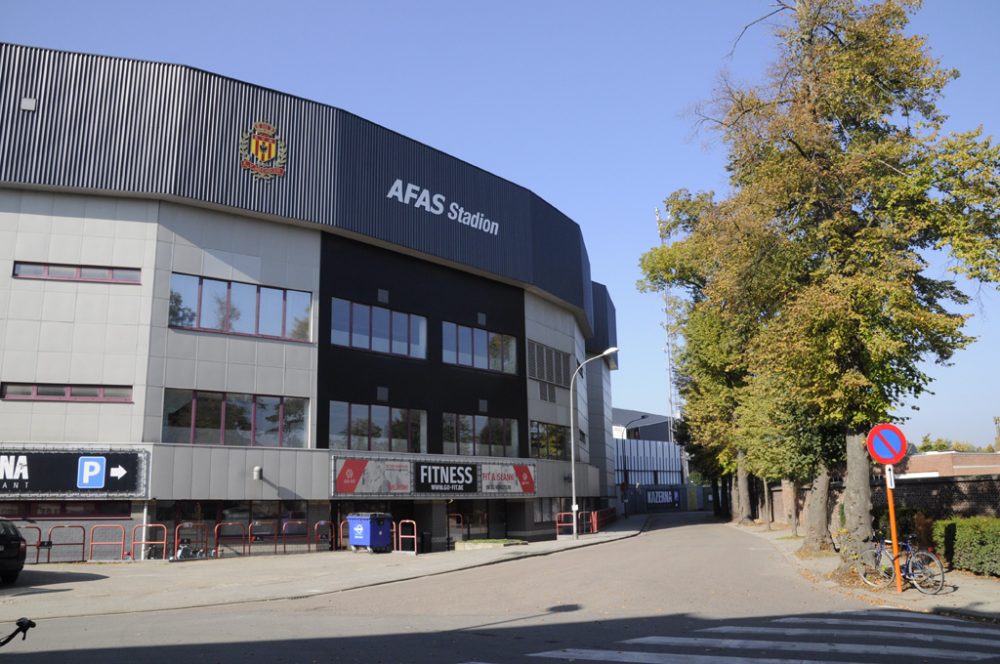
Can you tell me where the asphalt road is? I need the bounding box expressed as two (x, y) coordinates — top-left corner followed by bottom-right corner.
(8, 512), (1000, 663)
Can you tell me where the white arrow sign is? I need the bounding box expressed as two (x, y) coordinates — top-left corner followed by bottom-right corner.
(110, 465), (127, 480)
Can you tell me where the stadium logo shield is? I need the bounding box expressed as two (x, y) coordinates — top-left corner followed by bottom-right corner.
(239, 121), (288, 180)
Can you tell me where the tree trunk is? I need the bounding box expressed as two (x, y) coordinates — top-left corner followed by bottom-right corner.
(736, 451), (753, 525)
(837, 430), (874, 574)
(801, 464), (834, 553)
(721, 475), (732, 519)
(763, 480), (772, 530)
(782, 479), (799, 537)
(730, 474), (740, 523)
(711, 478), (723, 517)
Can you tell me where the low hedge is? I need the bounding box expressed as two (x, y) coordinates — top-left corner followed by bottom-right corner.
(932, 516), (1000, 577)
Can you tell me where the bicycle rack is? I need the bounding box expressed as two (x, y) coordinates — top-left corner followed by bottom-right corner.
(131, 523), (168, 560)
(249, 520), (278, 556)
(173, 521), (210, 560)
(88, 524), (126, 561)
(213, 521), (247, 558)
(280, 520), (309, 554)
(45, 524), (86, 562)
(337, 519), (349, 550)
(19, 526), (42, 564)
(311, 521), (334, 551)
(396, 519), (418, 555)
(555, 512), (575, 536)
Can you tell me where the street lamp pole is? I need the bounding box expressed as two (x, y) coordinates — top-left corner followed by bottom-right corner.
(569, 346), (619, 540)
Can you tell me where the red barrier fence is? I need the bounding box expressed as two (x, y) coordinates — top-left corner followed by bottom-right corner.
(89, 524), (126, 561)
(45, 524), (86, 562)
(396, 519), (418, 554)
(312, 521), (334, 551)
(174, 521), (210, 560)
(214, 521), (248, 558)
(131, 523), (168, 561)
(19, 526), (42, 564)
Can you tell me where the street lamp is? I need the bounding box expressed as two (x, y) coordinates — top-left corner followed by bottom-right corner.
(623, 414), (648, 439)
(569, 345), (619, 540)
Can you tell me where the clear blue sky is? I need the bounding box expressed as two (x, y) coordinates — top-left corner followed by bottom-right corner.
(4, 1), (999, 447)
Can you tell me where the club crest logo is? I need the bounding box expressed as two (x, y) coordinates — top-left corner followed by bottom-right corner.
(239, 121), (288, 180)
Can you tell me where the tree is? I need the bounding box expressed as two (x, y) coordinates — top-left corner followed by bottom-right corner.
(642, 0), (1000, 570)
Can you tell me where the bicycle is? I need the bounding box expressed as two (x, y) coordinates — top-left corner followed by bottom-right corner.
(0, 618), (34, 649)
(857, 533), (945, 594)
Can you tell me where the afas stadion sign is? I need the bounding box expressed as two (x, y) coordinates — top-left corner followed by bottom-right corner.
(332, 457), (535, 497)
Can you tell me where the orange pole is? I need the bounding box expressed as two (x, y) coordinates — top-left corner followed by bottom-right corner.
(886, 470), (903, 593)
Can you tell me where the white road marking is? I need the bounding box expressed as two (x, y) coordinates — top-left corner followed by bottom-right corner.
(776, 616), (1000, 637)
(700, 625), (1000, 650)
(530, 648), (858, 664)
(835, 609), (970, 623)
(624, 635), (994, 660)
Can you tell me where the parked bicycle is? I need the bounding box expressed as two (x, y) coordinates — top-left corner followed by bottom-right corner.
(857, 533), (945, 594)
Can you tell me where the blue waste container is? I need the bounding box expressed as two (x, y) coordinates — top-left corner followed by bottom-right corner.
(346, 513), (393, 552)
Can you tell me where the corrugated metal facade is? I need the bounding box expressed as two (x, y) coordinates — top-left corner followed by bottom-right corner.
(1, 43), (605, 337)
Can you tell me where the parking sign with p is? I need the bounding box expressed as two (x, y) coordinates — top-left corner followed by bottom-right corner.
(77, 456), (106, 489)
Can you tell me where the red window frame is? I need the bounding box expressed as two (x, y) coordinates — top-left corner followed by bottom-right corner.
(0, 383), (133, 403)
(12, 262), (141, 284)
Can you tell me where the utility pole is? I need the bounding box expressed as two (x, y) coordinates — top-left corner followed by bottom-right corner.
(994, 416), (1000, 448)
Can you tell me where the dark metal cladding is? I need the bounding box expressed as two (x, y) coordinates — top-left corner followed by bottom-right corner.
(588, 282), (618, 368)
(0, 43), (609, 339)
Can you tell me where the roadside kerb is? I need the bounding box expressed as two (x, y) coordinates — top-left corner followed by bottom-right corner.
(1, 516), (648, 621)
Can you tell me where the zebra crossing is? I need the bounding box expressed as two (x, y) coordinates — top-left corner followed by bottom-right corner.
(460, 609), (1000, 663)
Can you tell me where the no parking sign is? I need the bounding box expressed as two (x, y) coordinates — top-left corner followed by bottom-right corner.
(867, 423), (908, 593)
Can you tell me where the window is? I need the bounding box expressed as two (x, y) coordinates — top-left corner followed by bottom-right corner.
(329, 401), (427, 453)
(442, 412), (519, 457)
(162, 389), (308, 447)
(0, 501), (131, 519)
(530, 421), (570, 461)
(1, 383), (132, 402)
(442, 322), (517, 374)
(331, 298), (427, 359)
(12, 262), (141, 284)
(168, 273), (311, 342)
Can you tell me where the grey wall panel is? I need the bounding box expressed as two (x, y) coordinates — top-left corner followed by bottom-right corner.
(191, 446), (212, 496)
(171, 447), (194, 499)
(277, 451), (298, 501)
(209, 447), (230, 500)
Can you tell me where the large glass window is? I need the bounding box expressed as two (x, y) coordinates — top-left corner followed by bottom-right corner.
(391, 312), (408, 355)
(282, 398), (307, 448)
(194, 391), (224, 444)
(161, 390), (307, 447)
(224, 393), (254, 446)
(410, 316), (426, 359)
(530, 421), (569, 461)
(285, 290), (312, 341)
(163, 389), (193, 443)
(332, 298), (351, 346)
(442, 412), (519, 457)
(168, 273), (311, 342)
(13, 261), (141, 284)
(371, 307), (391, 354)
(229, 282), (257, 335)
(443, 322), (517, 374)
(259, 287), (284, 337)
(255, 396), (281, 446)
(331, 298), (427, 360)
(350, 403), (370, 449)
(329, 401), (350, 450)
(351, 304), (370, 349)
(331, 401), (426, 452)
(169, 274), (199, 328)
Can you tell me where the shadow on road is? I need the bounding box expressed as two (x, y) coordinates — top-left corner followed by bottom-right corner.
(7, 605), (997, 664)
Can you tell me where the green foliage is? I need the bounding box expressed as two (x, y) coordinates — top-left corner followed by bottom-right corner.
(638, 0), (1000, 507)
(917, 434), (989, 453)
(932, 517), (1000, 577)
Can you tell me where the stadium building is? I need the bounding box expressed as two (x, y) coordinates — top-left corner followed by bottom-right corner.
(0, 43), (618, 555)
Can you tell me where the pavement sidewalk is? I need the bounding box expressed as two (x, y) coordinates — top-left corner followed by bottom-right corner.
(737, 521), (1000, 622)
(0, 516), (648, 621)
